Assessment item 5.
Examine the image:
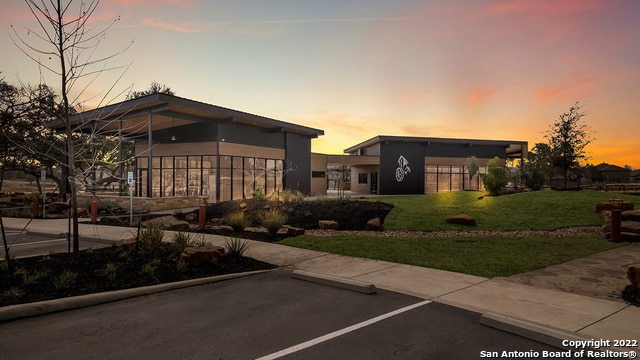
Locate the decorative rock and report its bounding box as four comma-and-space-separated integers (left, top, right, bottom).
77, 208, 89, 217
100, 215, 124, 226
284, 225, 305, 236
121, 238, 137, 250
595, 201, 634, 214
622, 210, 640, 222
366, 217, 383, 231
212, 225, 235, 234
627, 264, 640, 289
446, 214, 477, 226
47, 201, 70, 214
144, 216, 190, 232
318, 220, 339, 230
185, 213, 198, 222
210, 218, 226, 226
180, 246, 226, 266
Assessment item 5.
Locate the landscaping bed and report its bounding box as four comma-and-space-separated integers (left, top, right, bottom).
1, 243, 275, 307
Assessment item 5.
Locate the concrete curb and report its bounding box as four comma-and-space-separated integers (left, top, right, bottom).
480, 312, 589, 349
0, 269, 272, 323
291, 269, 377, 294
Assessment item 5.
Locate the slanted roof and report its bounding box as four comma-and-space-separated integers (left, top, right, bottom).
47, 93, 324, 138
594, 162, 629, 172
344, 135, 528, 158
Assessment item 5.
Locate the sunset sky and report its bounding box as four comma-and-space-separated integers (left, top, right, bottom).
2, 0, 639, 168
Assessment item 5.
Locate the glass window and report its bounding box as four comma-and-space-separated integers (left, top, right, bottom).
137, 157, 148, 168
152, 157, 161, 169
162, 157, 173, 169
175, 168, 187, 196
189, 156, 201, 169
232, 157, 244, 199
162, 169, 173, 197
175, 156, 187, 169
312, 171, 325, 178
358, 173, 367, 184
188, 168, 201, 195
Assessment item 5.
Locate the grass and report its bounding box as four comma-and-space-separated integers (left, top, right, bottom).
378, 190, 638, 231
278, 234, 623, 278
278, 190, 635, 277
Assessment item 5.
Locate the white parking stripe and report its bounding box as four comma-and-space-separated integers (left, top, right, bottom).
255, 299, 432, 360
9, 238, 67, 247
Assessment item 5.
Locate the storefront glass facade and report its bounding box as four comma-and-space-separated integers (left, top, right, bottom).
137, 155, 284, 201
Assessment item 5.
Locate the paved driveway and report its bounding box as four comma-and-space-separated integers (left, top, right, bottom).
0, 270, 572, 359
1, 227, 116, 259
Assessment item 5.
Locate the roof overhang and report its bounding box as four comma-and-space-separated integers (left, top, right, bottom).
47, 94, 324, 138
344, 135, 528, 158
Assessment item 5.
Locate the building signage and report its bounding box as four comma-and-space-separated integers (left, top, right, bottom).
395, 155, 411, 182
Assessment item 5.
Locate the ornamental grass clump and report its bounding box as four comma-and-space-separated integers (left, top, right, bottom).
224, 211, 248, 232
225, 237, 251, 257
140, 223, 165, 255
258, 209, 288, 237
171, 232, 193, 255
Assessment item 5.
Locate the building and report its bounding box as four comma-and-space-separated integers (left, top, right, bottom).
592, 163, 631, 184
51, 95, 531, 207
313, 135, 528, 195
54, 94, 324, 204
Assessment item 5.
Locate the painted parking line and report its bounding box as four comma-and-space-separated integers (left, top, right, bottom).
9, 238, 68, 247
255, 299, 432, 360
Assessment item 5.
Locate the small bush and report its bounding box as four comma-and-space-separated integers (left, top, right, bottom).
171, 232, 193, 254
22, 269, 49, 285
3, 287, 24, 300
253, 188, 266, 200
224, 211, 248, 232
258, 209, 288, 237
53, 270, 78, 290
225, 238, 251, 257
480, 157, 509, 196
103, 263, 118, 282
140, 223, 164, 254
176, 259, 188, 273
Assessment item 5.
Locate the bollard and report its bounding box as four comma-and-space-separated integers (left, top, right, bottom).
32, 195, 40, 218
611, 208, 622, 242
91, 200, 98, 223
199, 203, 206, 230
198, 196, 207, 230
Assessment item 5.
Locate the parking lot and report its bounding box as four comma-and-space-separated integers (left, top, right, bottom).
1, 227, 117, 259
0, 270, 574, 359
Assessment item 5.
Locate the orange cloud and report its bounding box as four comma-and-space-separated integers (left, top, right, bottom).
142, 18, 200, 33
534, 77, 598, 103
467, 89, 496, 106
490, 0, 606, 16
110, 0, 193, 7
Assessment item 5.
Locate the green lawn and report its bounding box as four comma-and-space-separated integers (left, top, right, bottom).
379, 190, 637, 231
278, 190, 635, 277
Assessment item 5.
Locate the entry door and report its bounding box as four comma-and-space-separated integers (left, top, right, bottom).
370, 172, 378, 194
138, 169, 147, 197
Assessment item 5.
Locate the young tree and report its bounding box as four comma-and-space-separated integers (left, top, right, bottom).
521, 143, 552, 191
11, 0, 131, 261
545, 102, 595, 189
126, 81, 175, 100
480, 157, 508, 196
464, 156, 479, 190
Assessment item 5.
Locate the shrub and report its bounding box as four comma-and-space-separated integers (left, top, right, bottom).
224, 211, 248, 232
53, 270, 78, 290
480, 157, 509, 196
140, 223, 164, 254
253, 188, 266, 200
225, 237, 251, 257
171, 232, 193, 254
2, 287, 24, 300
258, 209, 288, 237
22, 269, 49, 285
103, 263, 118, 282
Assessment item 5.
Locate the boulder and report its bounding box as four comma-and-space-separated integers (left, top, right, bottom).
184, 213, 198, 222
143, 216, 190, 232
446, 214, 477, 226
318, 220, 339, 230
595, 201, 634, 214
212, 225, 234, 235
100, 215, 124, 226
47, 201, 70, 214
627, 264, 640, 289
366, 217, 383, 231
622, 210, 640, 222
284, 225, 305, 236
121, 238, 137, 250
180, 246, 226, 266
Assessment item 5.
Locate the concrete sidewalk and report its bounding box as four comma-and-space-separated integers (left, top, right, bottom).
2, 217, 638, 345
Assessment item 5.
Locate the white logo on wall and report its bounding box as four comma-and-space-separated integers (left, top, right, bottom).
395, 155, 411, 182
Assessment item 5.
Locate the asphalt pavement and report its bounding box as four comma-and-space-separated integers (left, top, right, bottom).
0, 217, 639, 359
